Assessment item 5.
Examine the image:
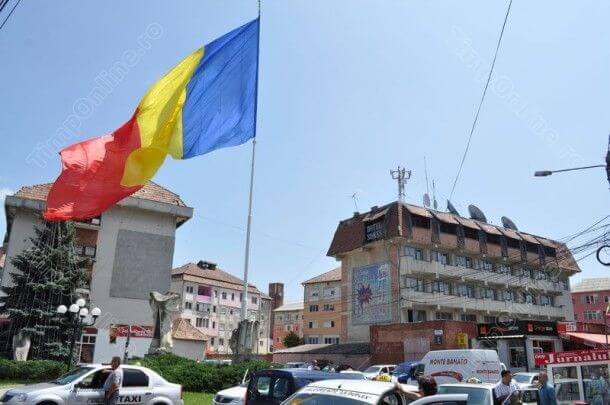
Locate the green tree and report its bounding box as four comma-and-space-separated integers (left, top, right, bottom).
283, 331, 303, 348
0, 221, 89, 360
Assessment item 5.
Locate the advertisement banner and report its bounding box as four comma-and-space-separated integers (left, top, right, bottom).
534, 349, 610, 366
110, 324, 153, 338
351, 262, 391, 325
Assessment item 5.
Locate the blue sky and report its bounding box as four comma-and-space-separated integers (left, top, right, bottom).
1, 1, 609, 302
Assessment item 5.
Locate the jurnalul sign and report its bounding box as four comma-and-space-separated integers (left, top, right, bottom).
351, 262, 391, 325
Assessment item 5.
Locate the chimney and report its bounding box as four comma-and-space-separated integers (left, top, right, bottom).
197, 260, 217, 270
268, 283, 284, 339
353, 212, 360, 218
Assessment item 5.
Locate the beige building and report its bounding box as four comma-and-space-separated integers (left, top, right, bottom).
272, 302, 303, 351
327, 201, 580, 344
170, 261, 272, 355
302, 268, 342, 345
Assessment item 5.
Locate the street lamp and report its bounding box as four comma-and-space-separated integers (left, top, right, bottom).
534, 164, 606, 177
56, 299, 101, 369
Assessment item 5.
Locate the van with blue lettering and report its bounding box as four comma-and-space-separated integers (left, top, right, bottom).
419, 349, 502, 385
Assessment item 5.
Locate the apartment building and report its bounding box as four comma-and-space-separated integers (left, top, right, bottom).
327, 201, 580, 343
571, 278, 610, 324
272, 302, 303, 351
302, 268, 342, 345
171, 261, 272, 355
1, 182, 192, 362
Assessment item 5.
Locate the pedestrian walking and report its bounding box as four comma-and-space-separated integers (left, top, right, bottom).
103, 356, 123, 405
537, 371, 557, 405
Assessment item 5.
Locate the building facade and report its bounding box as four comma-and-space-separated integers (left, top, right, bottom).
302, 268, 342, 345
327, 202, 580, 344
1, 182, 192, 362
571, 278, 610, 324
272, 302, 304, 351
170, 261, 272, 355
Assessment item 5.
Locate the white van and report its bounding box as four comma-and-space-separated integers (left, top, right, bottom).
420, 349, 502, 385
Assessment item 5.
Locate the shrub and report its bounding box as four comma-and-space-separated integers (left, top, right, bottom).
0, 359, 67, 381
131, 353, 273, 393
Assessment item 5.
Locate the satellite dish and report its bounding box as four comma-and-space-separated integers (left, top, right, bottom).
501, 216, 518, 230
423, 193, 431, 207
447, 200, 460, 216
468, 204, 487, 223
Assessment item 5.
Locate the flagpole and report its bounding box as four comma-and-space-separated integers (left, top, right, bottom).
241, 0, 261, 322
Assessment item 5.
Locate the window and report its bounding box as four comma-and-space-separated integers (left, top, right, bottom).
84, 246, 96, 257
285, 325, 292, 332
309, 289, 320, 299
252, 296, 258, 304
323, 304, 334, 311
308, 321, 314, 329
309, 305, 319, 312
484, 288, 496, 300
461, 313, 477, 322
230, 309, 234, 316
436, 312, 453, 320
212, 321, 215, 329
431, 250, 449, 265
211, 337, 215, 345
539, 295, 551, 306
214, 290, 218, 298
585, 295, 598, 304
324, 337, 340, 344
415, 310, 427, 322
219, 338, 224, 346
322, 320, 335, 328
455, 255, 473, 268
122, 369, 149, 387
231, 293, 235, 301
221, 292, 227, 300
185, 286, 194, 294
480, 261, 494, 271
584, 310, 602, 320
457, 284, 475, 298
184, 302, 192, 310
497, 264, 510, 274
196, 318, 203, 327
220, 307, 227, 315
433, 280, 450, 295
213, 306, 216, 313
504, 290, 514, 302
484, 316, 497, 324
402, 246, 424, 260
307, 337, 319, 344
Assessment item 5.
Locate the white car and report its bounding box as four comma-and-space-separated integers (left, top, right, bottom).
437, 383, 540, 405
512, 372, 539, 388
282, 379, 407, 404
362, 364, 396, 380
213, 383, 247, 405
0, 364, 183, 405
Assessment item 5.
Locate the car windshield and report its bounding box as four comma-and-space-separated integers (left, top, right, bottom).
394, 365, 409, 374
438, 386, 491, 405
284, 393, 371, 404
364, 366, 381, 373
513, 374, 533, 383
52, 367, 95, 385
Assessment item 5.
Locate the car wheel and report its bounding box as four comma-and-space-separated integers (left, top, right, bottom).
37, 402, 58, 405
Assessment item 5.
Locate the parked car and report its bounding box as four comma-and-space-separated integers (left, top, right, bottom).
0, 364, 183, 405
408, 394, 469, 405
420, 350, 503, 384
283, 362, 310, 369
436, 383, 540, 405
512, 372, 539, 388
282, 379, 410, 404
363, 364, 397, 380
245, 368, 365, 404
214, 369, 250, 405
392, 361, 424, 384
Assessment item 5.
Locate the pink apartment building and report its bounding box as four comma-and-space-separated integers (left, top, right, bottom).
571, 278, 610, 324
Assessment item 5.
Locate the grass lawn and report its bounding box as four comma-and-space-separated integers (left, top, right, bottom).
183, 391, 214, 405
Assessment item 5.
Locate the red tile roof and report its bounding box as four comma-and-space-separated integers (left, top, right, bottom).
172, 318, 208, 341
302, 267, 341, 285
172, 262, 262, 294
12, 182, 187, 207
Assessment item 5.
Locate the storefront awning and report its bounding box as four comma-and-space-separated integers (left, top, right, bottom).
563, 332, 610, 347
478, 334, 524, 340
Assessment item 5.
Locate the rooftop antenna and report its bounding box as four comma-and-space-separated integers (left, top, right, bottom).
432, 180, 438, 210
501, 216, 518, 230
351, 192, 359, 212
468, 204, 488, 223
447, 200, 460, 216
390, 166, 411, 203
423, 193, 431, 207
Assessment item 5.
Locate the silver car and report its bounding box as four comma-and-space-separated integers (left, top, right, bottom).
0, 364, 183, 405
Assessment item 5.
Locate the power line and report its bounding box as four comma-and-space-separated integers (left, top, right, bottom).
449, 0, 514, 200
0, 0, 21, 33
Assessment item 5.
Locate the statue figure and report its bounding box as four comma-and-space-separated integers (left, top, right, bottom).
12, 330, 31, 361
148, 291, 181, 354
230, 319, 260, 363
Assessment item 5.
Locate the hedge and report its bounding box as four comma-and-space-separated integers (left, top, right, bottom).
0, 359, 67, 381
131, 353, 273, 392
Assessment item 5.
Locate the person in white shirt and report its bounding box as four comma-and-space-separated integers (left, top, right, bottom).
103, 356, 123, 405
494, 370, 520, 403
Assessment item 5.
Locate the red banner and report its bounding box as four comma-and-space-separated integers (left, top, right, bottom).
110, 324, 153, 338
534, 349, 610, 366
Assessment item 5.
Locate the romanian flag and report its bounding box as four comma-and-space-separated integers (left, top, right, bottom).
44, 19, 259, 220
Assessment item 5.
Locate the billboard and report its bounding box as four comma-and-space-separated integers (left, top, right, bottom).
351, 262, 392, 325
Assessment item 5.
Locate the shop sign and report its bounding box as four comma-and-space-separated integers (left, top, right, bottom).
534, 349, 610, 366
456, 332, 468, 348
110, 324, 153, 338
364, 218, 386, 243
478, 320, 556, 337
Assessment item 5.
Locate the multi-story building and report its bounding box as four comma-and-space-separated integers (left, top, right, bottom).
1, 182, 192, 362
302, 268, 342, 345
171, 261, 272, 355
272, 302, 303, 351
327, 201, 580, 345
571, 278, 610, 324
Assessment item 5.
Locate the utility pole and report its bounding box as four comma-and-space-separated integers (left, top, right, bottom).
390, 166, 412, 203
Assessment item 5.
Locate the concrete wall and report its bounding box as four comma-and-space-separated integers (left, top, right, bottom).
1, 209, 42, 291
173, 339, 205, 361
92, 331, 152, 363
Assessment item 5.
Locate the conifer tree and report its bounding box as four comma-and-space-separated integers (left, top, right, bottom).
0, 221, 89, 360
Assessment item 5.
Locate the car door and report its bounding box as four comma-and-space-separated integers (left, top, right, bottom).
71, 368, 109, 405
119, 368, 153, 404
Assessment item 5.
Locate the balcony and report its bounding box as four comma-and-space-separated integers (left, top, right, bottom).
400, 290, 566, 318
399, 256, 566, 293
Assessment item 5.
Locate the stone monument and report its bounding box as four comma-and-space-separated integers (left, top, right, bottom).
148, 291, 181, 354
